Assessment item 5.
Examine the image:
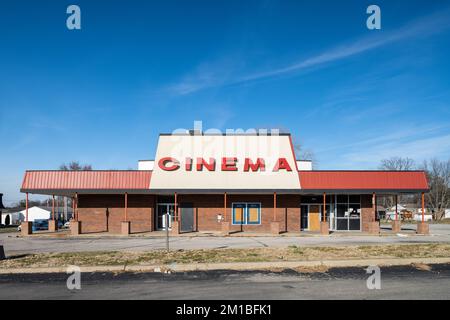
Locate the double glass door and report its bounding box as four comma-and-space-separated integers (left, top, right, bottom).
156, 203, 175, 230
335, 195, 361, 231
300, 204, 331, 231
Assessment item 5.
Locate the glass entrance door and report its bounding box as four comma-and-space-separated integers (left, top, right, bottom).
300, 203, 332, 231
156, 203, 175, 230
300, 205, 308, 230
335, 195, 361, 231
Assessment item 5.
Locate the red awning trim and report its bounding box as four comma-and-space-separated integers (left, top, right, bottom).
21, 171, 151, 191
20, 170, 428, 194
299, 170, 429, 191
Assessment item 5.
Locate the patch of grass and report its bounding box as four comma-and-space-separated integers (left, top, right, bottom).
288, 245, 304, 255
0, 227, 18, 233
431, 219, 450, 224
2, 244, 450, 269
381, 219, 450, 224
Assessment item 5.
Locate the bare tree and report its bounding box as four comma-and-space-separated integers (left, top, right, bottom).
378, 157, 416, 209
292, 142, 317, 169
59, 161, 92, 171
17, 199, 42, 208
290, 135, 317, 168
57, 161, 92, 220
254, 126, 317, 168
422, 159, 450, 220
379, 157, 416, 171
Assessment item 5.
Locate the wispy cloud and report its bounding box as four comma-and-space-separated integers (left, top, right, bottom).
166, 57, 245, 96
316, 123, 450, 169
340, 133, 450, 169
317, 123, 450, 153
165, 7, 450, 96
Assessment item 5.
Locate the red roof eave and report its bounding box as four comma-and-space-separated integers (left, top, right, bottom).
21, 170, 152, 192
299, 170, 429, 192
20, 170, 429, 194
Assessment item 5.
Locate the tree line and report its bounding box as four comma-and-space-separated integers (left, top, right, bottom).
379, 157, 450, 220
11, 161, 92, 209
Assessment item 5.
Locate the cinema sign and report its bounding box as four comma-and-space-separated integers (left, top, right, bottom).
158, 157, 293, 172
149, 134, 301, 190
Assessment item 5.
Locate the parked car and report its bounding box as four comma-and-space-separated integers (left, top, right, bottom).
32, 219, 48, 231
63, 221, 70, 228
17, 220, 66, 231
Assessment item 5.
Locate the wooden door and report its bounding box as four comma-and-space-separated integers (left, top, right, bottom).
309, 205, 320, 231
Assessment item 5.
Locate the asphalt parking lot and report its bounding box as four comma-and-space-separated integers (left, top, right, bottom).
1, 264, 450, 300
1, 224, 450, 256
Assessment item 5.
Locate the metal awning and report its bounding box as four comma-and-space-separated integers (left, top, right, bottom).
21, 170, 152, 196
20, 169, 429, 196
299, 170, 429, 193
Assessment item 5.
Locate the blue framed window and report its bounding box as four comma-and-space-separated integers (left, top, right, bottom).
232, 203, 261, 225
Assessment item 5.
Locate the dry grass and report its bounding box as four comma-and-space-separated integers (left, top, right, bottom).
432, 219, 450, 224
2, 243, 450, 269
380, 219, 450, 224
0, 227, 18, 234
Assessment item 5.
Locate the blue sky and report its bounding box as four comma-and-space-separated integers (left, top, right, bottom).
1, 0, 450, 205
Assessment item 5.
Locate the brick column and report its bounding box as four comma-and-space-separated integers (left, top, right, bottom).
368, 192, 380, 234
121, 221, 130, 235
70, 220, 81, 235
320, 192, 329, 235
271, 192, 280, 234
21, 192, 32, 236
49, 195, 58, 232
170, 221, 180, 235
21, 221, 32, 236
171, 192, 180, 235
392, 195, 401, 232
417, 192, 429, 235
221, 192, 230, 235
121, 193, 130, 235
48, 220, 58, 232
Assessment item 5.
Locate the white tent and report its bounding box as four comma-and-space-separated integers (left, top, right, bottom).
387, 204, 407, 212
2, 206, 51, 225
20, 206, 51, 222
444, 209, 450, 219
1, 211, 23, 225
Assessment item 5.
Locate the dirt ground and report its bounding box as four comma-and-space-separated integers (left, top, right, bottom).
2, 243, 450, 268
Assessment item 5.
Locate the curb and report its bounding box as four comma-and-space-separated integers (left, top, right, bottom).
15, 231, 426, 240
2, 257, 450, 274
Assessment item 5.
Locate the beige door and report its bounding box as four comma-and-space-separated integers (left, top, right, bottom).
309, 205, 320, 231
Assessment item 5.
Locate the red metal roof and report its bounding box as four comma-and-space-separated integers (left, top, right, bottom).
21, 170, 428, 193
21, 171, 151, 191
299, 171, 429, 191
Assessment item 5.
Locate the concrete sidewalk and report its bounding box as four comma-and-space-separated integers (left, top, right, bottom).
1, 257, 450, 274
1, 224, 450, 256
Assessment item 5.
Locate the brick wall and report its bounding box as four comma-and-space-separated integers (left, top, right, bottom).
361, 194, 375, 232
76, 193, 374, 234
77, 194, 155, 234
178, 194, 301, 233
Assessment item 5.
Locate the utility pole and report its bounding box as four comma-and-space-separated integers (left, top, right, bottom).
166, 213, 170, 253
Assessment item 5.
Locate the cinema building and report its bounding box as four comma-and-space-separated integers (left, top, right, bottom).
20, 131, 430, 236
